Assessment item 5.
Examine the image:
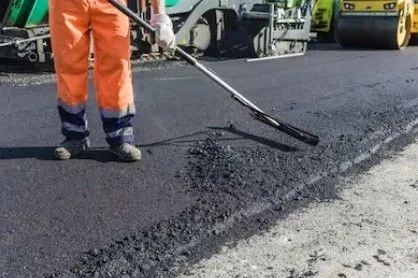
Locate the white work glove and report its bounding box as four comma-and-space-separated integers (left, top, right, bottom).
150, 14, 176, 51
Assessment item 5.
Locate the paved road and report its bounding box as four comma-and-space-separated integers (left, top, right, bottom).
0, 44, 417, 277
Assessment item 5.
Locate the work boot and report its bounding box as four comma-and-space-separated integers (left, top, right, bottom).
55, 138, 91, 160
109, 143, 142, 162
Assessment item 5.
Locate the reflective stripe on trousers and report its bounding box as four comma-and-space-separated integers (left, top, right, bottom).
58, 100, 136, 145
58, 99, 89, 140
101, 104, 136, 146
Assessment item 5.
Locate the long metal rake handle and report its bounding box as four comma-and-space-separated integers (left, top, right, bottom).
107, 0, 319, 146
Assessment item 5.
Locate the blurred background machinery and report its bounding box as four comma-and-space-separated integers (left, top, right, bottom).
0, 0, 50, 63
310, 0, 418, 49
0, 0, 314, 65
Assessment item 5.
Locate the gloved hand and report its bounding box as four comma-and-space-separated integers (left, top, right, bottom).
150, 14, 176, 51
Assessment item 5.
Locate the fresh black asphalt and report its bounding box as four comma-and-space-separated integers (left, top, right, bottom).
0, 44, 417, 277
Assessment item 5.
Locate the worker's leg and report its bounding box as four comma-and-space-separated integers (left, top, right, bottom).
90, 0, 141, 161
49, 0, 91, 159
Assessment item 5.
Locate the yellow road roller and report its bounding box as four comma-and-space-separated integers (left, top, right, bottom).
334, 0, 417, 49
412, 1, 418, 38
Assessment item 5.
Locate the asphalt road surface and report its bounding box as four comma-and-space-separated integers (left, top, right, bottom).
179, 142, 418, 278
0, 44, 417, 277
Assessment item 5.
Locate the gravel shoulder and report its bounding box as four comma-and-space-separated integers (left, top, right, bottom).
179, 141, 418, 278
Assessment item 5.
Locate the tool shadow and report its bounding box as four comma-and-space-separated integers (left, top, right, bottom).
141, 125, 298, 152
208, 126, 298, 152
0, 126, 297, 161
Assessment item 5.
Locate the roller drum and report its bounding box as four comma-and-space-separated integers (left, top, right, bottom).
335, 14, 411, 50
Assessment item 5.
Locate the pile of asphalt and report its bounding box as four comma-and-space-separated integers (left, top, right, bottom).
49, 103, 418, 277
185, 134, 313, 202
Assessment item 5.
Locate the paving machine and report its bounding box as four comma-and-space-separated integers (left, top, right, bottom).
0, 0, 314, 65
132, 0, 314, 60
237, 0, 314, 58
0, 0, 50, 63
334, 0, 418, 49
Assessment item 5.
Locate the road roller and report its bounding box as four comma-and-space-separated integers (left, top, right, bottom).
334, 0, 416, 49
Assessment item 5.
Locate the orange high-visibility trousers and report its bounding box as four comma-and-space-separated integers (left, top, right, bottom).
49, 0, 135, 146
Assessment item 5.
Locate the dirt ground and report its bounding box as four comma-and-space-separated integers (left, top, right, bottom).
179, 142, 418, 278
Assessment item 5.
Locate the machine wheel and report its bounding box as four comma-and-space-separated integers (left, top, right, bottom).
175, 16, 211, 57
189, 17, 212, 52
391, 11, 411, 50
335, 11, 411, 50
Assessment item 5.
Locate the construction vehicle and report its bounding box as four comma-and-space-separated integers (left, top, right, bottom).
310, 0, 418, 49
0, 0, 314, 65
334, 0, 418, 49
310, 0, 339, 41
0, 0, 50, 63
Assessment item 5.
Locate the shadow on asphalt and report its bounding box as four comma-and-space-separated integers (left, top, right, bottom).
307, 42, 414, 52
0, 146, 118, 162
141, 130, 217, 148
0, 59, 54, 73
0, 147, 57, 160
0, 127, 297, 161
207, 126, 298, 152
142, 126, 298, 152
